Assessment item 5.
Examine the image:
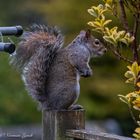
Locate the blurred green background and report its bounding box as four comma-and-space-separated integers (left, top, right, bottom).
0, 0, 137, 136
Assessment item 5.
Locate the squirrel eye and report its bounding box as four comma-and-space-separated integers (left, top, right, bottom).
94, 39, 100, 45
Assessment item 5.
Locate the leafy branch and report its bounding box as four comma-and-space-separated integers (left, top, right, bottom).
87, 0, 134, 63
88, 0, 140, 138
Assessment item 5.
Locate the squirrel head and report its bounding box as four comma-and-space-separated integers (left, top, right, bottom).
80, 30, 107, 57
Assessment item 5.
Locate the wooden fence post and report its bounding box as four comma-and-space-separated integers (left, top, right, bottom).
42, 109, 85, 140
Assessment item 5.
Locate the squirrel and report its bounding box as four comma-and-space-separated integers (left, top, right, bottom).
10, 24, 106, 110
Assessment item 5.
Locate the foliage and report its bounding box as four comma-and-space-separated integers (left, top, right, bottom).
87, 1, 134, 46
119, 62, 140, 139
0, 1, 137, 135
88, 0, 140, 138
125, 62, 140, 84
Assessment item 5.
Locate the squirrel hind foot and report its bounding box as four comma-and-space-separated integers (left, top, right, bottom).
68, 104, 84, 110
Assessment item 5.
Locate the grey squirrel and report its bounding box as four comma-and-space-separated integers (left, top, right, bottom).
10, 24, 106, 110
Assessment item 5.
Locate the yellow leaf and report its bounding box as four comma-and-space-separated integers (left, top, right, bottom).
91, 6, 99, 11
91, 5, 103, 13
133, 105, 140, 111
118, 94, 129, 104
103, 35, 116, 45
103, 19, 112, 26
91, 4, 107, 17
135, 127, 140, 134
104, 27, 111, 36
137, 82, 140, 88
103, 0, 113, 4
133, 97, 140, 108
136, 91, 140, 94
133, 133, 138, 138
130, 36, 135, 43
88, 21, 102, 29
126, 92, 134, 98
132, 62, 139, 77
127, 65, 132, 71
87, 21, 94, 26
125, 32, 131, 38
119, 38, 128, 45
124, 71, 134, 79
87, 9, 97, 17
133, 132, 140, 139
92, 29, 102, 33
124, 33, 135, 44
118, 30, 126, 37
125, 77, 135, 84
110, 27, 118, 33
105, 3, 112, 10
125, 62, 140, 85
93, 21, 102, 27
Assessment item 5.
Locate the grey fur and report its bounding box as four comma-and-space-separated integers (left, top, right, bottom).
10, 25, 106, 110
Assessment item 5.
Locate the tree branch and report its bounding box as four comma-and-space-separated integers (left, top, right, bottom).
132, 13, 139, 62
133, 14, 139, 37
108, 45, 133, 63
119, 0, 130, 32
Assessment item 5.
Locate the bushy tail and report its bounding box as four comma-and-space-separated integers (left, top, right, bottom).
10, 24, 64, 104
10, 24, 64, 71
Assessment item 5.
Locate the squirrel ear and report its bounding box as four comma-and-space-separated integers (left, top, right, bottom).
85, 29, 91, 39
80, 29, 91, 41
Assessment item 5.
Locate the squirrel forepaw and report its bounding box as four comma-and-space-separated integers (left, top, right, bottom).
80, 69, 93, 77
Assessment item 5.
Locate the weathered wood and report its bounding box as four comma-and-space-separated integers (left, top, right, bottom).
42, 109, 85, 140
66, 129, 135, 140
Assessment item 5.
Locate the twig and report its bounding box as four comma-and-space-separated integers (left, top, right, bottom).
128, 103, 138, 125
119, 0, 130, 32
133, 14, 139, 37
132, 13, 139, 62
108, 45, 133, 63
